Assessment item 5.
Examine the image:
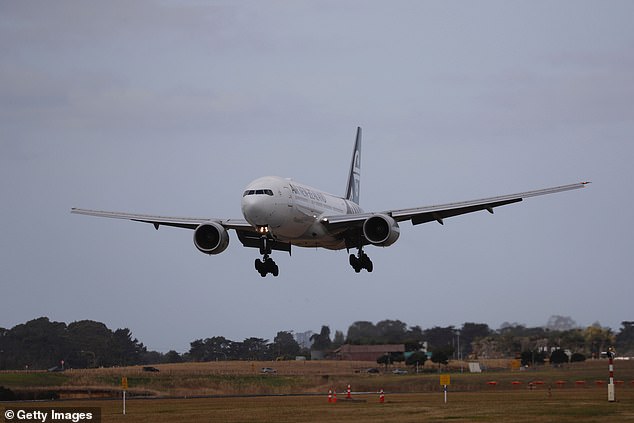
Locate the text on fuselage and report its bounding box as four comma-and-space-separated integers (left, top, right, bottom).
289, 183, 327, 204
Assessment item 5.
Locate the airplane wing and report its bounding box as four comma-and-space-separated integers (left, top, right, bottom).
323, 182, 590, 227
71, 208, 293, 253
70, 208, 253, 231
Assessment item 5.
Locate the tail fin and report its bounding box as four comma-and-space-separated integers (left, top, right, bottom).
345, 127, 362, 204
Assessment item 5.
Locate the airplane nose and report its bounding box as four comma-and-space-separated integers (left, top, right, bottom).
242, 192, 287, 229
242, 195, 272, 227
241, 196, 259, 223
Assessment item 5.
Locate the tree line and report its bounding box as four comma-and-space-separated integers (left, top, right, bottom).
0, 317, 147, 370
1, 316, 633, 370
337, 318, 634, 364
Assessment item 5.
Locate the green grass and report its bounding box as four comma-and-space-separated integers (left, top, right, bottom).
0, 372, 68, 387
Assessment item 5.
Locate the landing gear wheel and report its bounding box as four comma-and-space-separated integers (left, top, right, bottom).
349, 250, 373, 273
349, 254, 362, 273
365, 258, 373, 273
255, 255, 279, 277
255, 258, 267, 277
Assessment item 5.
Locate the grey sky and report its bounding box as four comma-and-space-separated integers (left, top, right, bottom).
1, 1, 632, 352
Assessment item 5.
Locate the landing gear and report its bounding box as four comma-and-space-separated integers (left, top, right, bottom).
349, 249, 373, 273
255, 255, 279, 277
255, 235, 279, 277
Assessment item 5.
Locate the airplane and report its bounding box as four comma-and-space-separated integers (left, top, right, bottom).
72, 127, 589, 277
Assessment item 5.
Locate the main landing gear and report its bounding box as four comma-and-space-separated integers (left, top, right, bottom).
349, 248, 373, 273
255, 255, 279, 277
255, 235, 279, 277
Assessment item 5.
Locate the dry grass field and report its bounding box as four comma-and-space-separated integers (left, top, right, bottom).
3, 359, 634, 421
4, 390, 634, 422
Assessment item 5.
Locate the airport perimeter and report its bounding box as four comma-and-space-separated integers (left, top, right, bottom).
2, 359, 634, 422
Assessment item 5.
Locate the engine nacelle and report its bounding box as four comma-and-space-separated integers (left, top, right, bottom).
193, 222, 229, 255
363, 214, 400, 247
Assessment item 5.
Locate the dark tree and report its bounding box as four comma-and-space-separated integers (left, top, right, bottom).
520, 350, 546, 366
550, 349, 569, 366
376, 320, 408, 344
239, 338, 271, 361
460, 323, 491, 355
163, 350, 183, 363
430, 348, 451, 368
377, 353, 391, 368
310, 326, 332, 351
332, 331, 345, 348
570, 352, 586, 363
110, 328, 146, 366
616, 321, 634, 354
189, 339, 207, 362
556, 329, 586, 352
404, 326, 425, 351
67, 320, 112, 367
5, 317, 68, 369
204, 336, 233, 361
423, 326, 455, 350
405, 351, 427, 367
0, 386, 17, 401
377, 352, 404, 369
271, 331, 300, 359
0, 317, 147, 370
346, 321, 378, 345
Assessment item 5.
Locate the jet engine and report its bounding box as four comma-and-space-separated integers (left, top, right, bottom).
193, 222, 229, 255
363, 214, 400, 246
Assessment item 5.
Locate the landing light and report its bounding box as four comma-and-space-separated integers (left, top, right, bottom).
257, 226, 269, 234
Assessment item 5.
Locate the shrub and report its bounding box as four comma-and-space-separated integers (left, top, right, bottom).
0, 386, 16, 401
550, 349, 569, 366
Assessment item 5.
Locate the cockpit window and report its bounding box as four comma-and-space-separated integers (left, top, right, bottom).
243, 189, 274, 197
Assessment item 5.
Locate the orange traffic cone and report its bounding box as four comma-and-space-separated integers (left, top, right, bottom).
333, 389, 337, 404
347, 384, 351, 399
379, 389, 385, 403
328, 389, 332, 403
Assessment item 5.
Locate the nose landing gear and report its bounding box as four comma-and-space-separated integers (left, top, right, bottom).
255, 255, 279, 277
255, 234, 279, 277
349, 249, 373, 273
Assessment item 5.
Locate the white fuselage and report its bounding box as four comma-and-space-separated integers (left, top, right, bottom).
241, 176, 362, 250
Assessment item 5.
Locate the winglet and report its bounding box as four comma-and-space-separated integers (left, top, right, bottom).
345, 127, 362, 205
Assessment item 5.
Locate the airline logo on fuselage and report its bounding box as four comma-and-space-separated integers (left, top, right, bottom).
289, 183, 327, 204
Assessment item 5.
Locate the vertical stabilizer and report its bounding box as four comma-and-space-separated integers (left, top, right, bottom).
345, 127, 362, 204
